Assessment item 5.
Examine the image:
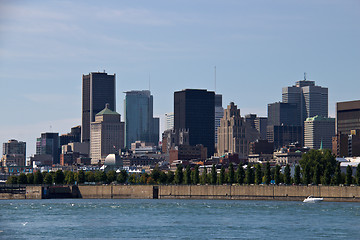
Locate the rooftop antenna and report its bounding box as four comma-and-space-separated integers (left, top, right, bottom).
214, 66, 217, 92
304, 72, 307, 80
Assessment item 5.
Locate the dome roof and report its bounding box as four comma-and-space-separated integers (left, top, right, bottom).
104, 154, 121, 166
96, 103, 120, 116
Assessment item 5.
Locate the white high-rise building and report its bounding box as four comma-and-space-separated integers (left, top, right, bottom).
215, 94, 224, 145
304, 115, 335, 150
165, 113, 174, 130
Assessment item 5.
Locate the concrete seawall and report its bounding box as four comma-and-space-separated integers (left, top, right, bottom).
2, 185, 360, 202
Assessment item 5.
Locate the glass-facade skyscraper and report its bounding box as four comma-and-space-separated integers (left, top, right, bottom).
82, 72, 116, 143
124, 90, 159, 148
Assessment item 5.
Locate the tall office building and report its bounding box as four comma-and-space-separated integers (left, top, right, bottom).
90, 104, 124, 164
304, 115, 335, 150
165, 113, 174, 130
82, 72, 116, 143
174, 89, 215, 157
36, 132, 60, 164
1, 139, 26, 166
267, 102, 303, 149
215, 94, 224, 146
282, 78, 328, 125
124, 90, 159, 148
217, 102, 248, 158
254, 117, 268, 140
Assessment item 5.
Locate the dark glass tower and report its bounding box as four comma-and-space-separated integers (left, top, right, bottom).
174, 89, 215, 157
82, 72, 116, 143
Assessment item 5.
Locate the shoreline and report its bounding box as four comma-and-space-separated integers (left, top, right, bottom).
1, 184, 360, 202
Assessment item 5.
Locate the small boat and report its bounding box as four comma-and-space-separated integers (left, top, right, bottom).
303, 195, 323, 203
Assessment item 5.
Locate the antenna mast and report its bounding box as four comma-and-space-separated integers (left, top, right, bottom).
304, 72, 307, 81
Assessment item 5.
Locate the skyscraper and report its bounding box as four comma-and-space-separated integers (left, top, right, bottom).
304, 115, 335, 150
215, 94, 224, 146
165, 113, 174, 130
1, 139, 26, 166
282, 78, 328, 125
90, 104, 124, 164
124, 90, 159, 148
82, 72, 116, 143
174, 89, 215, 157
36, 132, 60, 164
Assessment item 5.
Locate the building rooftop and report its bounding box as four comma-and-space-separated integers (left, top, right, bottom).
96, 104, 119, 116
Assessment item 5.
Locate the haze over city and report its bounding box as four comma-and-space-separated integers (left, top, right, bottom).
0, 0, 359, 156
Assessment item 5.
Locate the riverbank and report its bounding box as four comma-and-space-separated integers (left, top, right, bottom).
1, 184, 360, 202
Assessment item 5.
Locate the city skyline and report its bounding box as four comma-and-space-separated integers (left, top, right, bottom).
1, 0, 359, 156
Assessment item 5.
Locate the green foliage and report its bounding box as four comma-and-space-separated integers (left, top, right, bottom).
140, 173, 149, 184
211, 164, 217, 185
236, 164, 245, 184
7, 175, 18, 184
332, 163, 342, 185
65, 171, 75, 185
313, 164, 321, 185
219, 166, 225, 185
201, 167, 208, 185
274, 165, 281, 185
17, 173, 27, 184
106, 170, 117, 183
151, 165, 161, 183
245, 166, 254, 184
356, 164, 360, 185
264, 161, 271, 185
167, 171, 175, 184
34, 171, 43, 184
174, 165, 183, 184
77, 170, 85, 184
44, 172, 54, 184
94, 171, 107, 183
117, 170, 128, 184
27, 173, 34, 184
159, 171, 167, 184
346, 165, 353, 185
184, 165, 191, 185
303, 164, 311, 185
85, 171, 95, 182
284, 165, 291, 185
294, 165, 301, 185
54, 170, 65, 184
228, 163, 235, 184
192, 165, 200, 185
128, 173, 137, 184
255, 164, 262, 185
322, 168, 331, 185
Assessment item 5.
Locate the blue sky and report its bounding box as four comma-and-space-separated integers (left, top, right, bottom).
1, 0, 359, 156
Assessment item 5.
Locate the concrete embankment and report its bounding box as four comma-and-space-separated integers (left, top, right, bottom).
2, 185, 360, 202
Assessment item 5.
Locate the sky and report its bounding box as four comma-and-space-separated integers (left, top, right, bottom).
0, 0, 359, 157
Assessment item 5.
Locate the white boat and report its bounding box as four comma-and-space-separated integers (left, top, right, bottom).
303, 195, 323, 203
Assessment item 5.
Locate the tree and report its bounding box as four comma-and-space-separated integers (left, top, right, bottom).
27, 173, 34, 184
236, 164, 245, 184
284, 164, 291, 185
167, 171, 175, 184
140, 173, 149, 184
77, 170, 85, 184
192, 165, 200, 185
94, 171, 107, 183
17, 173, 27, 184
322, 168, 331, 185
128, 173, 137, 184
151, 165, 161, 183
201, 167, 208, 185
65, 171, 75, 185
356, 163, 360, 185
346, 165, 353, 185
294, 165, 301, 185
184, 165, 191, 185
264, 161, 271, 185
117, 170, 128, 184
313, 164, 321, 185
228, 163, 235, 184
255, 164, 262, 185
245, 166, 254, 184
274, 165, 281, 185
85, 171, 95, 182
147, 177, 155, 184
219, 166, 225, 185
106, 170, 117, 183
34, 171, 43, 184
44, 173, 53, 184
7, 175, 18, 184
303, 164, 311, 185
54, 170, 65, 184
159, 171, 168, 184
332, 163, 342, 185
174, 165, 183, 184
211, 164, 217, 185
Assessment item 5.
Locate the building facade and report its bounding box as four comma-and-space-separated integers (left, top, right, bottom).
36, 132, 60, 164
2, 139, 26, 167
174, 89, 215, 157
304, 115, 335, 150
90, 104, 124, 164
82, 72, 116, 143
215, 94, 224, 146
165, 113, 174, 131
217, 102, 248, 158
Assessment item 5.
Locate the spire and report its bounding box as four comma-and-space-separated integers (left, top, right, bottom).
319, 139, 323, 150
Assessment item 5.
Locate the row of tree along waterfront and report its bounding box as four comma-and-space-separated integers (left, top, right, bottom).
6, 150, 360, 186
